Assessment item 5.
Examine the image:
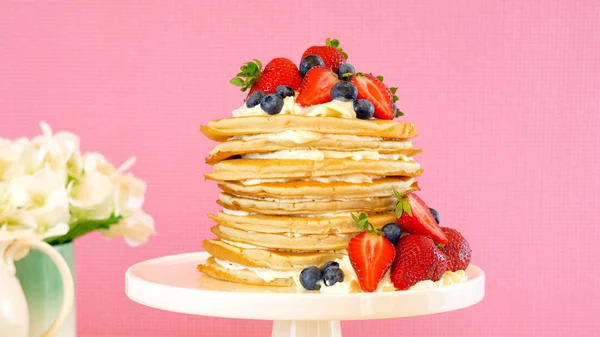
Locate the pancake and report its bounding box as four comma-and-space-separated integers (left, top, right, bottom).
202, 239, 345, 270
205, 158, 422, 181
218, 177, 418, 199
207, 138, 422, 164
217, 193, 397, 215
209, 211, 397, 234
198, 257, 294, 287
212, 225, 352, 251
201, 115, 418, 142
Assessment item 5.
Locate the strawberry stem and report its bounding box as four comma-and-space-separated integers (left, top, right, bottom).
230, 59, 262, 93
325, 37, 348, 59
351, 212, 383, 235
393, 189, 412, 218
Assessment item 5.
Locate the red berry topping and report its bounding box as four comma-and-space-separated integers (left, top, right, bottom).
295, 67, 340, 107
394, 191, 448, 244
349, 73, 395, 119
301, 38, 347, 73
439, 227, 472, 271
230, 58, 302, 96
348, 213, 396, 293
391, 234, 448, 290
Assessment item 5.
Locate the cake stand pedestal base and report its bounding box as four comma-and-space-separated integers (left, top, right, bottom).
271, 320, 341, 337
125, 252, 485, 337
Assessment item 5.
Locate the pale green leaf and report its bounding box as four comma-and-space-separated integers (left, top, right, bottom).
230, 77, 244, 86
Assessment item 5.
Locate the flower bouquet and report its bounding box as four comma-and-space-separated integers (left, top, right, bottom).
0, 121, 155, 246
0, 122, 155, 337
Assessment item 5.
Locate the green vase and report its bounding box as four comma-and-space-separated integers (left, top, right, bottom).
15, 242, 76, 337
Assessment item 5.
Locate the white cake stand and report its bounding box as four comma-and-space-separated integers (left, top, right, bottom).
125, 252, 485, 337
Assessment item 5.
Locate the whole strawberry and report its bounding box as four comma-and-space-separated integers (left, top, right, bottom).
439, 227, 472, 271
230, 58, 302, 96
391, 234, 448, 290
301, 38, 347, 73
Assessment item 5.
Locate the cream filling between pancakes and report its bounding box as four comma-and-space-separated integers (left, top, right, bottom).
222, 208, 357, 218
241, 149, 413, 161
240, 174, 384, 185
229, 130, 412, 145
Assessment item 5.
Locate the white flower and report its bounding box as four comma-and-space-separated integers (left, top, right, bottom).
114, 173, 147, 216
0, 137, 45, 181
80, 152, 117, 176
0, 167, 70, 238
100, 209, 155, 247
1, 121, 154, 247
0, 227, 39, 261
69, 171, 115, 220
31, 121, 81, 173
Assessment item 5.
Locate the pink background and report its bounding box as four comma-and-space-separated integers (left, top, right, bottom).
1, 0, 599, 336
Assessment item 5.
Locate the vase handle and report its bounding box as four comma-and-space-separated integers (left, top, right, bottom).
6, 239, 74, 337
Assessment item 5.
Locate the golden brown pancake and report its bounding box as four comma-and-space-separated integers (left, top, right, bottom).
212, 225, 352, 251
209, 211, 396, 234
198, 257, 294, 287
217, 177, 418, 199
217, 193, 397, 215
205, 158, 422, 181
201, 115, 418, 142
207, 138, 421, 164
202, 239, 345, 270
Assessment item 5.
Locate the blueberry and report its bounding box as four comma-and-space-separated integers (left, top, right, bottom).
337, 63, 355, 80
322, 266, 344, 287
382, 223, 402, 246
429, 208, 440, 224
300, 55, 325, 77
353, 99, 374, 119
275, 85, 295, 98
299, 266, 323, 290
246, 91, 265, 108
321, 261, 339, 272
330, 82, 358, 101
260, 94, 284, 115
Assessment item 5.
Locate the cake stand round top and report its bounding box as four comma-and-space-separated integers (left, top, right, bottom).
125, 252, 485, 321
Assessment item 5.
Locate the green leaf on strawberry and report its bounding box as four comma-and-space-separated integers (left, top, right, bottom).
230, 59, 263, 92
393, 189, 413, 218
325, 37, 348, 59
351, 212, 383, 235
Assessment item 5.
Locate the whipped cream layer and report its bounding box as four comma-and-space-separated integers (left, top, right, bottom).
222, 208, 358, 218
241, 149, 412, 161
214, 258, 296, 282
232, 96, 356, 119
230, 130, 412, 145
225, 193, 390, 203
213, 255, 467, 293
240, 174, 384, 185
219, 239, 348, 254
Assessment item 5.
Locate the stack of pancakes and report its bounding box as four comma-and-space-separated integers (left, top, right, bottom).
198, 115, 422, 287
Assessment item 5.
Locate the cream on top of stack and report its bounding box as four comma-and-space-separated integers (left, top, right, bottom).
198, 114, 422, 287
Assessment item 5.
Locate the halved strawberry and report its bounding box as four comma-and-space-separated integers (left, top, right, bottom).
391, 234, 448, 290
296, 67, 340, 107
301, 38, 347, 73
394, 191, 448, 244
230, 58, 302, 96
348, 213, 396, 292
349, 73, 395, 119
